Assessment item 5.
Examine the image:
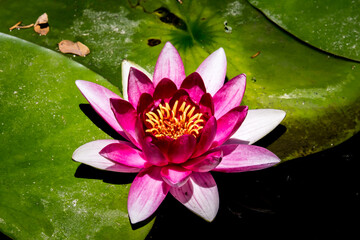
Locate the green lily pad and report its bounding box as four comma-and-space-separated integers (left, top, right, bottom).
1, 0, 359, 160
247, 0, 360, 61
0, 33, 153, 239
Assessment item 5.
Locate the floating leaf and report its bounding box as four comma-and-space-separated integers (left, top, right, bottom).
34, 13, 49, 35
0, 33, 153, 239
58, 40, 90, 57
247, 0, 360, 61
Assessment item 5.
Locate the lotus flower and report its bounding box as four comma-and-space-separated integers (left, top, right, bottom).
72, 42, 286, 223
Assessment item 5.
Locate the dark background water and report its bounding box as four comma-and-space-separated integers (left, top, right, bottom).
146, 132, 360, 240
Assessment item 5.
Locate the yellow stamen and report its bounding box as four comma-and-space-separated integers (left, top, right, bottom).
144, 100, 206, 139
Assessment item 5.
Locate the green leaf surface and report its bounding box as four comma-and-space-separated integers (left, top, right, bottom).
0, 33, 153, 239
1, 1, 359, 161
247, 0, 360, 61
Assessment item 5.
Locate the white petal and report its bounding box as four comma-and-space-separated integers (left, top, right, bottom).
231, 109, 286, 145
72, 140, 141, 173
121, 60, 153, 101
170, 172, 219, 222
196, 48, 227, 96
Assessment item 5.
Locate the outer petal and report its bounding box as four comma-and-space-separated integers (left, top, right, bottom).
99, 142, 148, 168
75, 80, 125, 137
213, 74, 246, 119
180, 72, 206, 104
192, 116, 217, 158
160, 165, 192, 188
128, 67, 155, 109
110, 98, 140, 148
128, 167, 170, 224
231, 109, 286, 145
72, 140, 141, 173
167, 134, 197, 164
212, 144, 280, 173
153, 42, 186, 88
122, 60, 153, 101
212, 106, 248, 148
170, 172, 219, 222
196, 48, 227, 95
182, 149, 223, 172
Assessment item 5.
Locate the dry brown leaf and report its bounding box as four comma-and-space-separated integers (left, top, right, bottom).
58, 40, 90, 57
34, 13, 49, 35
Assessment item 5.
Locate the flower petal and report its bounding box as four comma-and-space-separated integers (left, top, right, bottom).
141, 138, 169, 166
153, 78, 178, 102
72, 140, 141, 173
199, 93, 214, 119
231, 109, 286, 145
213, 74, 246, 119
128, 67, 155, 109
99, 142, 148, 168
180, 72, 206, 104
128, 167, 170, 224
196, 48, 227, 96
192, 116, 217, 158
122, 60, 153, 101
110, 98, 141, 148
213, 144, 280, 173
182, 149, 223, 172
160, 165, 192, 188
167, 134, 197, 164
170, 172, 219, 222
212, 106, 248, 148
153, 42, 186, 88
75, 80, 126, 138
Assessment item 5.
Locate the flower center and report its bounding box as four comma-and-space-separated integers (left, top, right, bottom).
145, 100, 204, 139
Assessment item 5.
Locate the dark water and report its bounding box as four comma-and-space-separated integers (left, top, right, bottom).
146, 132, 360, 240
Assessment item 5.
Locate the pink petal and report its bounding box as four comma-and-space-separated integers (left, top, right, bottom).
128, 67, 155, 109
75, 80, 126, 138
141, 138, 169, 166
196, 48, 227, 96
213, 144, 280, 173
167, 135, 197, 164
153, 42, 186, 88
160, 165, 192, 188
231, 109, 286, 144
128, 167, 170, 224
213, 74, 246, 119
182, 149, 223, 172
136, 93, 154, 114
121, 60, 153, 101
192, 116, 217, 158
180, 72, 206, 104
110, 98, 141, 148
99, 142, 148, 168
212, 106, 248, 148
170, 172, 219, 222
153, 78, 178, 102
72, 140, 141, 173
199, 93, 214, 119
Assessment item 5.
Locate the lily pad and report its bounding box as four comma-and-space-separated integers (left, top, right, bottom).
1, 0, 360, 160
0, 33, 153, 239
247, 0, 360, 61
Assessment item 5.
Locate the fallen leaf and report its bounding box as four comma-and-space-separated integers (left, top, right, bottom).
58, 40, 90, 57
34, 13, 49, 35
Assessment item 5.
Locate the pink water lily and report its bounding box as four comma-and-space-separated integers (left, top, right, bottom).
72, 42, 286, 223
